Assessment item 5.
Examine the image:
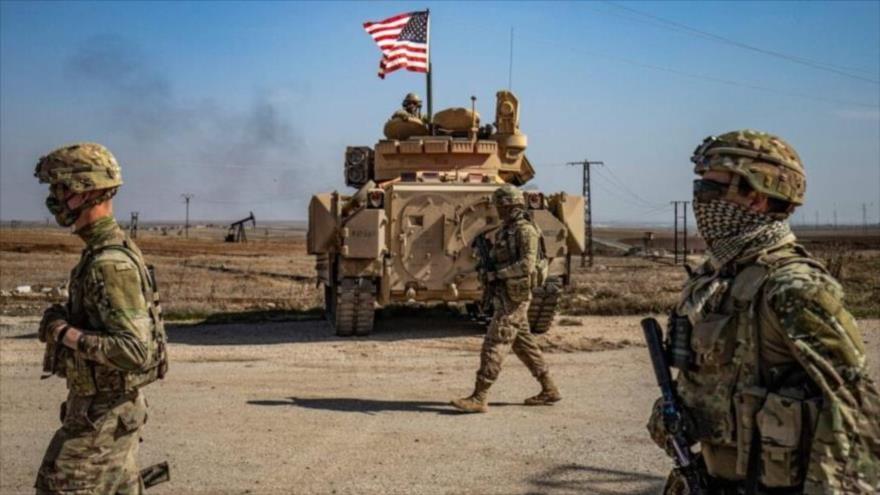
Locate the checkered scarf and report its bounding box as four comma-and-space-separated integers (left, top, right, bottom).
693, 198, 795, 270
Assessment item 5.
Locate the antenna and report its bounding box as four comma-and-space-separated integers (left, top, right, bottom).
508, 27, 514, 90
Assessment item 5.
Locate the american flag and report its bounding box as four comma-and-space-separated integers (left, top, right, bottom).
363, 11, 429, 79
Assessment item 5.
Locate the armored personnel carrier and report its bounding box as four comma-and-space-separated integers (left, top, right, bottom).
307, 91, 584, 336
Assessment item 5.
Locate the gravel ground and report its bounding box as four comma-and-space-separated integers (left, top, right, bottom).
2, 315, 878, 495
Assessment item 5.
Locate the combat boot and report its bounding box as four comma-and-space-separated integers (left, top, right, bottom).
451, 378, 491, 413
524, 373, 562, 406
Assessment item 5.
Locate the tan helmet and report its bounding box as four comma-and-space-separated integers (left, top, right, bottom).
402, 92, 422, 107
691, 130, 805, 206
35, 143, 123, 227
35, 142, 123, 193
493, 184, 526, 208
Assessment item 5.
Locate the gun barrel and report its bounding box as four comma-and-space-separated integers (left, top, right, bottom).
641, 318, 675, 397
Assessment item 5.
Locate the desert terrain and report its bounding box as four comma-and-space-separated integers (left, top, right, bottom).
1, 225, 878, 494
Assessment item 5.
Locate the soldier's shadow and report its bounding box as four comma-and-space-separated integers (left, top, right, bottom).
247, 396, 520, 416
525, 463, 665, 495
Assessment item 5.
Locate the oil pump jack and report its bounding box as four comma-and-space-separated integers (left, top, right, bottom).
225, 212, 255, 243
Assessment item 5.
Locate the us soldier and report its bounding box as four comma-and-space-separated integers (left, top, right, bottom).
647, 130, 880, 493
34, 143, 169, 494
391, 92, 423, 120
451, 184, 561, 413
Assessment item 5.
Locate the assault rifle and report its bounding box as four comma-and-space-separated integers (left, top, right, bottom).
641, 317, 707, 494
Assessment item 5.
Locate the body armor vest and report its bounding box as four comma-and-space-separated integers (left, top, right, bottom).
672, 245, 826, 487
65, 236, 168, 395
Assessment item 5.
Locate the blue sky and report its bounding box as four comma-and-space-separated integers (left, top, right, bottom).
2, 1, 878, 225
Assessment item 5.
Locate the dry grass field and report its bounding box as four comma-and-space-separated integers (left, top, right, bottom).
1, 225, 877, 321
0, 225, 322, 321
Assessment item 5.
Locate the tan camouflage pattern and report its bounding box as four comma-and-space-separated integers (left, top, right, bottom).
67, 217, 156, 376
761, 256, 880, 493
493, 209, 538, 280
36, 393, 146, 494
476, 209, 547, 384
649, 243, 880, 493
492, 184, 526, 208
34, 143, 123, 193
692, 129, 806, 206
37, 216, 160, 493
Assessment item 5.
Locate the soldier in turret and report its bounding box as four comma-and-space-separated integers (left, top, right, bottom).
33, 143, 169, 494
391, 92, 424, 120
647, 130, 880, 493
451, 184, 561, 413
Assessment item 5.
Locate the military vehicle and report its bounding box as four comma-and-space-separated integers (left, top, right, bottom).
307, 90, 585, 336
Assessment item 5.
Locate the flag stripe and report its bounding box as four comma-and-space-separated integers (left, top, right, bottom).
365, 19, 410, 34
383, 53, 427, 64
363, 12, 410, 29
364, 11, 429, 79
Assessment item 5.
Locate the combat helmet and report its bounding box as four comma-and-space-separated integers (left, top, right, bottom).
35, 143, 123, 226
402, 92, 422, 107
35, 142, 123, 193
691, 130, 805, 206
493, 184, 526, 208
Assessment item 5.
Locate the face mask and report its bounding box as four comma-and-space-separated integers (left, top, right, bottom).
45, 195, 79, 227
693, 197, 796, 267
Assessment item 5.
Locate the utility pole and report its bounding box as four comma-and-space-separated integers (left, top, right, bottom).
129, 211, 139, 239
567, 159, 604, 268
815, 211, 819, 230
181, 193, 194, 239
671, 201, 690, 265
833, 208, 838, 230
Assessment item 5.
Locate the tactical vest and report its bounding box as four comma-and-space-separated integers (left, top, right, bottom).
672, 245, 826, 488
65, 235, 168, 396
492, 215, 548, 287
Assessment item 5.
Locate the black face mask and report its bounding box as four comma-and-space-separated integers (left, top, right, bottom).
45, 194, 80, 227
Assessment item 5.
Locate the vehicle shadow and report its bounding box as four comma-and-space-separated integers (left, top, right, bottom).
167, 307, 485, 346
247, 396, 520, 416
525, 464, 665, 495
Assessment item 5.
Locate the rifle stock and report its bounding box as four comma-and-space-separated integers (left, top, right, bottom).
141, 461, 170, 489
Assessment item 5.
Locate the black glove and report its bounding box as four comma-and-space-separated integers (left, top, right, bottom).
39, 304, 68, 343
646, 396, 698, 456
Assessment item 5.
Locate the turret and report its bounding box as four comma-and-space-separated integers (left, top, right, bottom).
343, 90, 535, 189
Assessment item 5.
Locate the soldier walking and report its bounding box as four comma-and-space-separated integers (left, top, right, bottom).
34, 143, 169, 494
451, 184, 561, 413
647, 130, 880, 493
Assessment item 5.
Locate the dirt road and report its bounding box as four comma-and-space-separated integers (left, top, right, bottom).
2, 315, 878, 495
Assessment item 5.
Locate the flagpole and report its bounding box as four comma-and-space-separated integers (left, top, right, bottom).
425, 9, 432, 126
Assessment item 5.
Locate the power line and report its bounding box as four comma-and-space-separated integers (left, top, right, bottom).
197, 195, 302, 205
524, 35, 879, 109
592, 171, 663, 210
594, 166, 666, 209
601, 1, 880, 84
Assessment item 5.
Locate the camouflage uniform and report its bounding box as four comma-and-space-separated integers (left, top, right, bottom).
34, 144, 168, 494
451, 185, 560, 413
391, 92, 425, 121
647, 131, 880, 494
